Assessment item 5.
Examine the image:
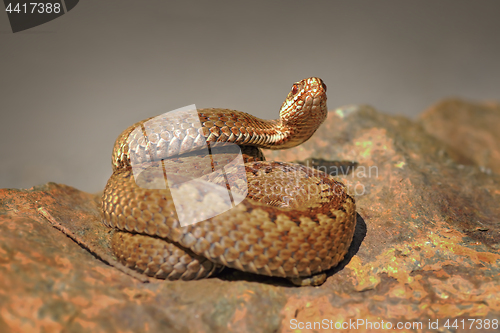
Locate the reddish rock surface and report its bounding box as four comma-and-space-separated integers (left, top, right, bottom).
1, 101, 499, 332
419, 99, 500, 174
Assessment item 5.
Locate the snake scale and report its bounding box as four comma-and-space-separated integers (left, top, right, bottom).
101, 77, 356, 286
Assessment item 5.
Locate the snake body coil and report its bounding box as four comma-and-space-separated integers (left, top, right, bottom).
102, 78, 356, 285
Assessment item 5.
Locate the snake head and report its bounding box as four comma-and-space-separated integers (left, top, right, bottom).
278, 77, 328, 147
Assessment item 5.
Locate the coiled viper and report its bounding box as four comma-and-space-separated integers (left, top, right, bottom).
101, 77, 356, 286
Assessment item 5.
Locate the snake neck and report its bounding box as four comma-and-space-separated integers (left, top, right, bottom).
210, 77, 327, 150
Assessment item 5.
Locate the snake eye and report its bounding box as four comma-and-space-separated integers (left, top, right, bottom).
291, 84, 299, 95
321, 82, 327, 92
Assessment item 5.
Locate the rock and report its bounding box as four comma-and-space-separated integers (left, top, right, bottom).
419, 99, 500, 174
1, 103, 499, 332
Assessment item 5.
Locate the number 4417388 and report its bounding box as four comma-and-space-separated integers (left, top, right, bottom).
5, 2, 62, 14
444, 318, 498, 330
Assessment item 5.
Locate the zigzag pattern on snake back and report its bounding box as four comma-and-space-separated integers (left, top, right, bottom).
101, 77, 356, 286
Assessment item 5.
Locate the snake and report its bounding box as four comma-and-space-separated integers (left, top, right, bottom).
101, 77, 356, 286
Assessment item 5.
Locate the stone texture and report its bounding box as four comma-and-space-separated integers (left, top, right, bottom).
1, 101, 499, 332
419, 99, 500, 174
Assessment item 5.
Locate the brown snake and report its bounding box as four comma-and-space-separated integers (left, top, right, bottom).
101, 77, 356, 286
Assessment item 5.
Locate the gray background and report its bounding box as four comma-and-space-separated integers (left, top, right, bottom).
1, 1, 499, 192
